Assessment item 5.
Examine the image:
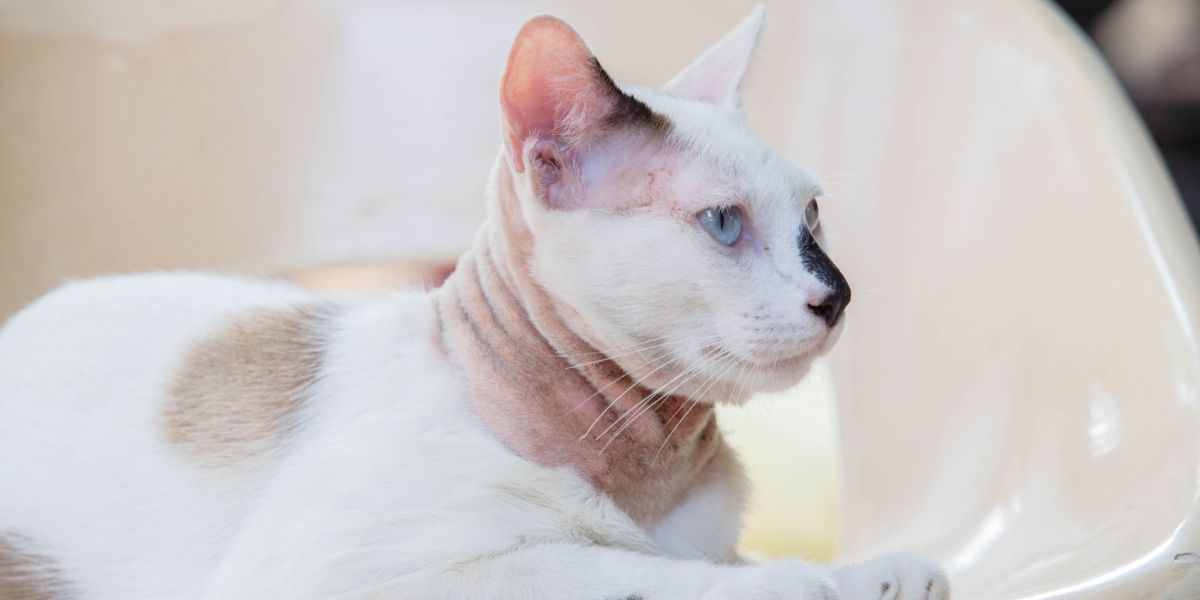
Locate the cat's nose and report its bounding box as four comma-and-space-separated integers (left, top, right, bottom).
808, 285, 851, 327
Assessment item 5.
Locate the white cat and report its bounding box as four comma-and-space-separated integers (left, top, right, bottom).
0, 8, 948, 600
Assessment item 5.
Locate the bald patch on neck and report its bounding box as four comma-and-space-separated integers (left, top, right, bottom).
164, 304, 333, 467
0, 533, 71, 600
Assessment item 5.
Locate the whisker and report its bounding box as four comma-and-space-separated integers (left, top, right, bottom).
651, 356, 743, 462
568, 343, 687, 410
558, 327, 708, 363
576, 349, 689, 441
566, 335, 690, 370
616, 351, 740, 455
591, 347, 718, 443
593, 348, 727, 450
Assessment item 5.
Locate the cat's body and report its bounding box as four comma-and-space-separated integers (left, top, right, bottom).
0, 9, 949, 599
0, 270, 733, 598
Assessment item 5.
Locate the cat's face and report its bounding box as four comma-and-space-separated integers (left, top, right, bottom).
501, 9, 850, 403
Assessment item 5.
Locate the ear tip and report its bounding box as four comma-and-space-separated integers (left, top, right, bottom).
516, 14, 579, 42
509, 15, 591, 66
747, 4, 767, 33
660, 6, 767, 107
521, 14, 566, 29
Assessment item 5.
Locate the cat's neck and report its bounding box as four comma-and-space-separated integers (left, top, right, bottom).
431, 160, 719, 525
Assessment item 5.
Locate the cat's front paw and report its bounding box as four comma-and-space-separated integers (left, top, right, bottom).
704, 560, 839, 600
830, 553, 948, 600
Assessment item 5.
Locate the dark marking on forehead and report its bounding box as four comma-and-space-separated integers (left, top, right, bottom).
798, 227, 851, 296
591, 58, 670, 134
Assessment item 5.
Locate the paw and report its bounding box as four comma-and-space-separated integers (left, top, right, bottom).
830, 553, 949, 600
704, 560, 839, 600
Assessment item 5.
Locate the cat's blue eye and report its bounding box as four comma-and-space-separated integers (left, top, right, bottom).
805, 198, 820, 231
697, 206, 743, 246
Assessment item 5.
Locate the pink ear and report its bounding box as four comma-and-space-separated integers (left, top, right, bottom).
500, 16, 640, 173
663, 5, 765, 110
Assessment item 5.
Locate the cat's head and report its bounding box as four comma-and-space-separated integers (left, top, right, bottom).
497, 7, 850, 403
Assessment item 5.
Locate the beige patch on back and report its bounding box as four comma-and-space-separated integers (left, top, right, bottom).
164, 304, 332, 467
0, 534, 70, 600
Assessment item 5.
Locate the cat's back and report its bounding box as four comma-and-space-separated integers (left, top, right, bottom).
0, 272, 331, 412
0, 272, 368, 598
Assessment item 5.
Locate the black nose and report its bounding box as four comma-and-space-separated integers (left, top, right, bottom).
798, 227, 852, 327
808, 286, 850, 327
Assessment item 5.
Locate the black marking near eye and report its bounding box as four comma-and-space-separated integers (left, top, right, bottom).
797, 227, 850, 298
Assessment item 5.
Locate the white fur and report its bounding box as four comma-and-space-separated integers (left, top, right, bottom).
0, 276, 945, 599
0, 8, 948, 599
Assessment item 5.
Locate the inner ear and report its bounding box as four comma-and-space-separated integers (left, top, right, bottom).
531, 140, 563, 171
530, 139, 565, 190
499, 16, 664, 179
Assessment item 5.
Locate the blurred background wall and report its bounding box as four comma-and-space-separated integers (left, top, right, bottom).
1057, 0, 1200, 219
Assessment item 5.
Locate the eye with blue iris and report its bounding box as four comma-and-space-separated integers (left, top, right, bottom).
805, 198, 820, 232
697, 206, 743, 246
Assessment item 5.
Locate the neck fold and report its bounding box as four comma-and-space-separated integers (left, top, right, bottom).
431, 161, 719, 525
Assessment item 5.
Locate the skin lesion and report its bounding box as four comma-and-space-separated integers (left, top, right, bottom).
161, 303, 335, 468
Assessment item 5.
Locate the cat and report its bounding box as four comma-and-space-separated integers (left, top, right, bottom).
0, 7, 949, 600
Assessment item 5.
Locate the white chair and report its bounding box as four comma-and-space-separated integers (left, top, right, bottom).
806, 1, 1200, 597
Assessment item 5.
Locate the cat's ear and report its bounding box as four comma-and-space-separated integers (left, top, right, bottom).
500, 16, 645, 174
663, 5, 765, 111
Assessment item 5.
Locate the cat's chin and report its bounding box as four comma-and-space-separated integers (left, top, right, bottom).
749, 353, 818, 393
741, 320, 846, 394
737, 327, 846, 397
689, 352, 818, 406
